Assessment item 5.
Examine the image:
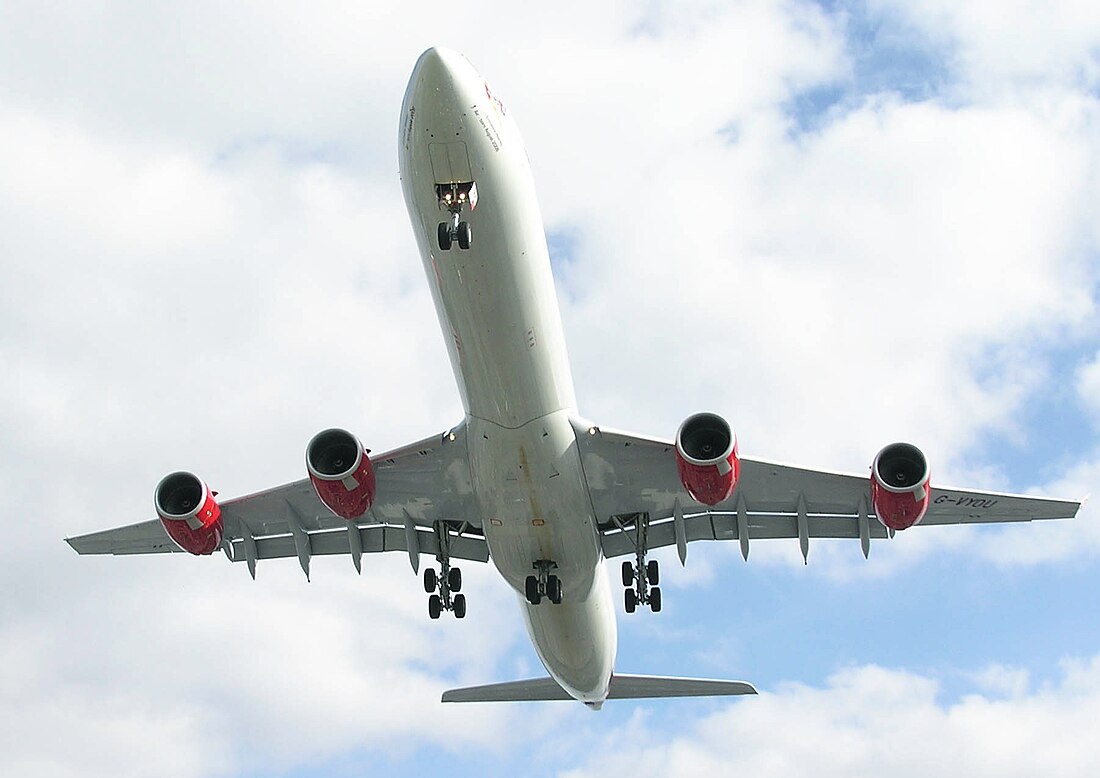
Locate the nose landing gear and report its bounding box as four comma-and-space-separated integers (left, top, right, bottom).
436, 182, 476, 251
525, 559, 562, 605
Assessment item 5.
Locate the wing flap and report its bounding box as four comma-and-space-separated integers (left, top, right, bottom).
599, 511, 890, 558
227, 524, 489, 564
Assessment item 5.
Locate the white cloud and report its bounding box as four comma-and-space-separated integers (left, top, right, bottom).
869, 0, 1100, 95
1, 1, 1098, 775
561, 659, 1100, 777
972, 455, 1099, 566
971, 663, 1030, 699
1078, 351, 1100, 421
564, 89, 1099, 485
0, 555, 529, 777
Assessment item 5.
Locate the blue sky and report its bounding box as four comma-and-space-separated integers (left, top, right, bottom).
2, 1, 1099, 776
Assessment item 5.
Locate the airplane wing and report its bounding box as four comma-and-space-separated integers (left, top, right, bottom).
65, 424, 488, 578
572, 421, 1082, 562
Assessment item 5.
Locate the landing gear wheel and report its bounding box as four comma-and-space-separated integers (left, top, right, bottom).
428, 594, 442, 619
525, 575, 541, 605
621, 561, 634, 587
437, 222, 453, 251
546, 575, 563, 605
448, 567, 462, 593
423, 568, 437, 594
624, 587, 637, 614
647, 559, 660, 586
456, 221, 472, 250
650, 586, 662, 613
453, 593, 467, 619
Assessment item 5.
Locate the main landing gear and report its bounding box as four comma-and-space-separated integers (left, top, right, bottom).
614, 512, 661, 613
424, 522, 466, 619
436, 182, 475, 251
525, 559, 563, 605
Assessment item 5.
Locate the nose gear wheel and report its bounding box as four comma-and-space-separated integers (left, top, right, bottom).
435, 182, 475, 251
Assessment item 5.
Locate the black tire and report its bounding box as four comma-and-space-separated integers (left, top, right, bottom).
457, 221, 472, 250
621, 561, 634, 588
547, 575, 562, 604
423, 568, 437, 594
650, 586, 662, 613
625, 587, 637, 614
448, 567, 462, 593
428, 594, 442, 619
647, 559, 660, 586
438, 222, 453, 251
525, 575, 541, 605
453, 593, 467, 619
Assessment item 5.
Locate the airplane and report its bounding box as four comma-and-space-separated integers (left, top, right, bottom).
66, 47, 1082, 709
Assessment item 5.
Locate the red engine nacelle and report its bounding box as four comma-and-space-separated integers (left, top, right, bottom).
155, 471, 223, 555
306, 428, 376, 520
675, 412, 740, 506
871, 442, 931, 530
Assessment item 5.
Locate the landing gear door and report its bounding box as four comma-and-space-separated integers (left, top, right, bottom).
429, 142, 473, 186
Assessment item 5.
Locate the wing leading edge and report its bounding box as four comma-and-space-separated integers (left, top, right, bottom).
65, 425, 489, 578
573, 421, 1081, 562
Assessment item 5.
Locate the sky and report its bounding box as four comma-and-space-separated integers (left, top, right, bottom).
2, 1, 1099, 775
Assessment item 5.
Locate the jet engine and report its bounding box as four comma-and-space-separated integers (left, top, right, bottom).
154, 471, 223, 555
306, 428, 376, 520
675, 412, 740, 506
871, 442, 931, 530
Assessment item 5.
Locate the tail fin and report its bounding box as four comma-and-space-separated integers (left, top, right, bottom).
441, 674, 757, 703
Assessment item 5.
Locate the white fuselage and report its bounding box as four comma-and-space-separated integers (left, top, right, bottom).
398, 48, 616, 703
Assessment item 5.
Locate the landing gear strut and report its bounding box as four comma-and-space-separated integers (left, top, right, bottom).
613, 512, 662, 613
425, 521, 466, 619
524, 559, 563, 605
436, 182, 475, 251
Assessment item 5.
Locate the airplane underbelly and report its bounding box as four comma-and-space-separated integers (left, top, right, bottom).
469, 411, 599, 592
400, 48, 612, 701
519, 575, 616, 702
400, 63, 576, 429
468, 410, 614, 699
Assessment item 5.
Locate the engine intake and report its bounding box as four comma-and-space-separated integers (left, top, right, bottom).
871, 442, 931, 530
675, 412, 740, 506
306, 428, 376, 520
154, 471, 223, 555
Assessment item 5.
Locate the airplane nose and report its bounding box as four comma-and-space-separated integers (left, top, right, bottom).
410, 46, 468, 94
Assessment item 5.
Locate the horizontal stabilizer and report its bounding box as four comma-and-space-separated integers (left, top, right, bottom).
443, 677, 571, 702
441, 674, 757, 703
608, 674, 757, 699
